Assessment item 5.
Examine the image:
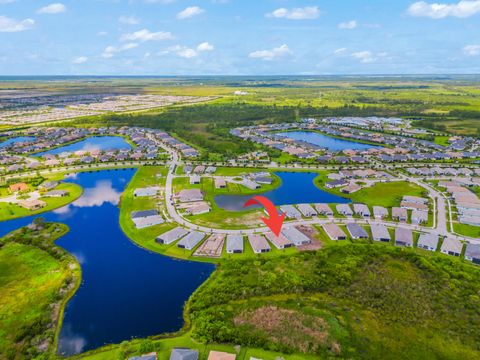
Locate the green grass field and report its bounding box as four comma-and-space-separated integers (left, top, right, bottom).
0, 182, 83, 222
314, 175, 427, 207
0, 222, 79, 359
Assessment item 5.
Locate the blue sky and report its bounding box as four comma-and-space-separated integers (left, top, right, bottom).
1, 0, 480, 75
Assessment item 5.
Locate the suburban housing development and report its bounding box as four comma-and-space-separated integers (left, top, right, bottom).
2, 80, 480, 360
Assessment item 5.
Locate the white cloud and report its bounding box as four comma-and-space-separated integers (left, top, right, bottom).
97, 31, 108, 36
120, 29, 173, 42
0, 16, 34, 32
177, 6, 204, 19
338, 20, 357, 29
408, 1, 480, 19
177, 48, 197, 58
334, 47, 347, 54
197, 42, 214, 51
351, 51, 376, 63
159, 42, 213, 58
72, 56, 88, 64
102, 43, 138, 58
464, 44, 480, 55
0, 0, 17, 4
249, 44, 292, 60
266, 6, 320, 20
37, 3, 66, 14
119, 16, 140, 25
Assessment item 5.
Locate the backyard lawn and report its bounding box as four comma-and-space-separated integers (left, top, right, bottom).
0, 182, 83, 222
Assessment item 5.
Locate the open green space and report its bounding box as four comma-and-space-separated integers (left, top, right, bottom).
0, 182, 83, 222
453, 223, 480, 238
314, 175, 428, 208
0, 221, 79, 359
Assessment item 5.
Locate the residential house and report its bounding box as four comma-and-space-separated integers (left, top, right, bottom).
281, 227, 311, 246
248, 234, 271, 253
325, 179, 348, 189
156, 227, 189, 245
465, 243, 480, 265
395, 227, 413, 247
411, 210, 428, 224
131, 210, 164, 229
214, 177, 226, 189
177, 189, 204, 203
190, 175, 201, 185
371, 224, 391, 242
297, 203, 317, 217
373, 206, 388, 219
441, 238, 463, 257
280, 205, 302, 219
314, 203, 333, 216
392, 207, 408, 222
226, 234, 244, 253
322, 223, 347, 240
341, 183, 362, 194
9, 182, 28, 192
193, 165, 205, 174
417, 234, 438, 252
336, 204, 353, 216
170, 348, 198, 360
265, 232, 293, 249
177, 231, 205, 250
353, 204, 370, 217
43, 190, 69, 197
18, 199, 47, 211
346, 223, 369, 239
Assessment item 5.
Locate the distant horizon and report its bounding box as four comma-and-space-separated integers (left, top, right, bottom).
1, 74, 480, 79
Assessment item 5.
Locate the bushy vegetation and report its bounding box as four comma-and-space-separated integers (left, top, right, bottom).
189, 245, 480, 359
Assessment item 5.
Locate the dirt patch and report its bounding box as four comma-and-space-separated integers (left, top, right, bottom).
234, 305, 338, 354
295, 225, 322, 251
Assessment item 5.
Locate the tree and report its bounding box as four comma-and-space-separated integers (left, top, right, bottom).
32, 217, 46, 230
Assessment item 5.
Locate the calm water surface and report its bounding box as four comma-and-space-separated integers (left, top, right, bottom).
36, 136, 131, 156
276, 131, 381, 151
0, 169, 214, 355
0, 136, 35, 148
215, 172, 350, 211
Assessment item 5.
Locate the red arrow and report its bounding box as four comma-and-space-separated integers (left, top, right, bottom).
243, 195, 285, 236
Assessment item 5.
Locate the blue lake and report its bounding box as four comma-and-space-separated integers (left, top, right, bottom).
36, 136, 132, 156
215, 171, 350, 211
276, 131, 381, 151
0, 136, 35, 148
0, 169, 214, 356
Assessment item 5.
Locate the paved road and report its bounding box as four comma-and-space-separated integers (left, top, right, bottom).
5, 143, 478, 245
162, 150, 480, 244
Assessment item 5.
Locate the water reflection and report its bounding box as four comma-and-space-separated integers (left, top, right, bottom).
276, 131, 381, 151
0, 169, 215, 356
59, 324, 87, 355
73, 180, 121, 207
